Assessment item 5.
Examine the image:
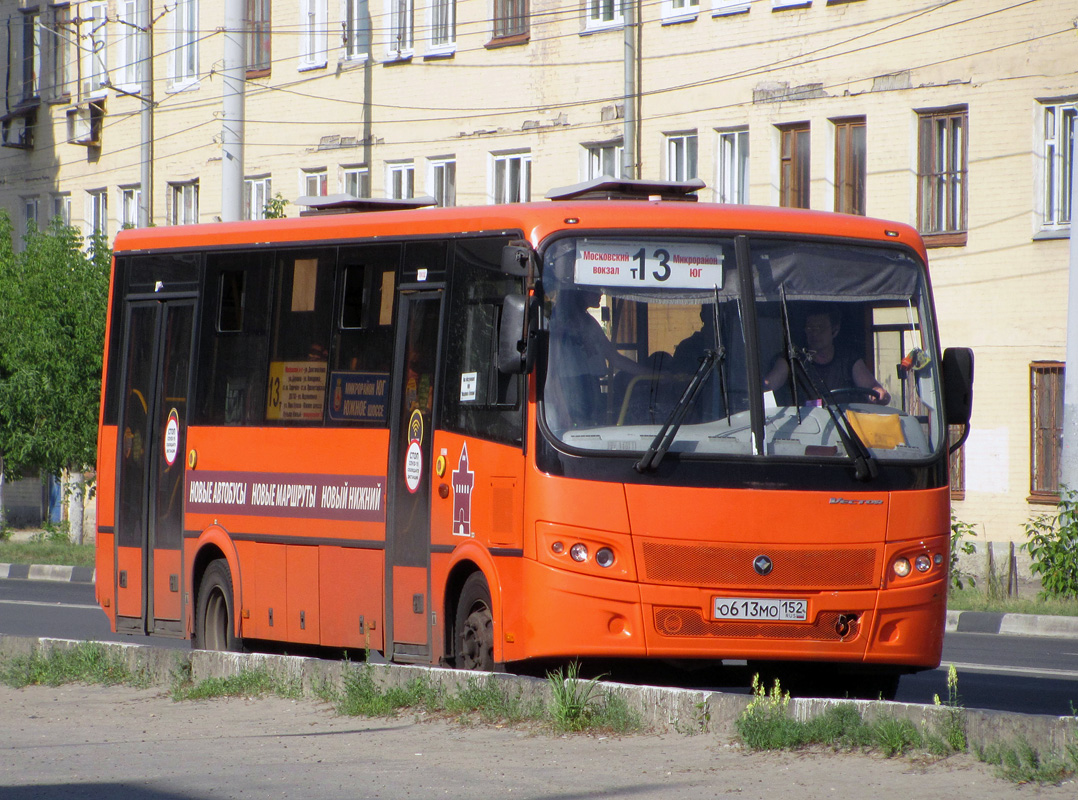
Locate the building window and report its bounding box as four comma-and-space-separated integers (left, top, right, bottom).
169, 181, 199, 225
429, 158, 456, 206
22, 197, 39, 235
387, 0, 414, 57
1041, 100, 1076, 232
170, 0, 198, 87
1030, 362, 1064, 501
21, 10, 41, 102
116, 0, 139, 87
343, 0, 371, 59
666, 132, 698, 182
773, 0, 811, 8
342, 165, 370, 197
244, 176, 271, 219
303, 168, 328, 196
53, 193, 71, 226
45, 5, 72, 100
86, 2, 109, 96
834, 117, 866, 215
586, 141, 623, 180
430, 0, 455, 51
717, 128, 748, 204
586, 0, 624, 31
714, 0, 749, 13
387, 161, 415, 199
301, 0, 328, 68
779, 123, 810, 208
247, 0, 271, 74
662, 0, 699, 23
87, 189, 108, 237
492, 152, 531, 203
917, 106, 967, 243
492, 0, 527, 39
120, 186, 142, 228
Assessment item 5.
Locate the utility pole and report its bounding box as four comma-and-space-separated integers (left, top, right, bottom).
137, 0, 153, 227
221, 0, 246, 222
622, 0, 637, 179
1059, 122, 1078, 491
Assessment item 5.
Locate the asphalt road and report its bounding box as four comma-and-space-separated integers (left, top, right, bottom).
2, 577, 1077, 715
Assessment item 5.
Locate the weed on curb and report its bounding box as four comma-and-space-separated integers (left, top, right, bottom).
0, 641, 150, 689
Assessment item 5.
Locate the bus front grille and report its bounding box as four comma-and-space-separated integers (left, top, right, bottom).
653, 607, 862, 641
641, 542, 877, 590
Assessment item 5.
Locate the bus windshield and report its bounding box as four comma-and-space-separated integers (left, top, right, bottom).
541, 235, 943, 464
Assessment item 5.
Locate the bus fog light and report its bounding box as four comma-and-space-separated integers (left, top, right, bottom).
893, 558, 911, 578
915, 555, 931, 573
570, 543, 589, 563
551, 541, 565, 554
934, 553, 943, 565
595, 547, 615, 568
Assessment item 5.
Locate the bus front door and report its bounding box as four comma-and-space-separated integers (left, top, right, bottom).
114, 299, 194, 637
386, 290, 443, 662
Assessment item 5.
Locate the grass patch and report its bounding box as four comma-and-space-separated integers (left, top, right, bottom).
0, 641, 150, 689
0, 539, 95, 568
947, 587, 1078, 617
976, 739, 1078, 784
171, 667, 304, 701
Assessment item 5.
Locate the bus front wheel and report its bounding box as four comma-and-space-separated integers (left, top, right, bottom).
193, 559, 241, 652
455, 573, 494, 671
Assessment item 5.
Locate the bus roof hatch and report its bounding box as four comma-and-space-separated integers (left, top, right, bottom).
545, 178, 705, 203
297, 194, 438, 215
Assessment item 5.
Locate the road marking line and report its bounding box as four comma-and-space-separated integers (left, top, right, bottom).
943, 660, 1078, 680
0, 599, 100, 610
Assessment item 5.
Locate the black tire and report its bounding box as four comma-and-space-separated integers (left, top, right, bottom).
193, 559, 241, 652
454, 573, 494, 671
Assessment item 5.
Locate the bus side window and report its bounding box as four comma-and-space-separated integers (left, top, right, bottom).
327, 243, 400, 426
195, 252, 272, 426
265, 249, 336, 424
441, 237, 524, 447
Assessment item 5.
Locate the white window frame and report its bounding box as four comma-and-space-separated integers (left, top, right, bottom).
169, 0, 199, 90
772, 0, 811, 9
384, 0, 414, 59
119, 185, 142, 228
52, 193, 72, 226
341, 0, 370, 61
386, 161, 416, 199
21, 11, 41, 102
428, 157, 456, 207
716, 128, 749, 204
244, 176, 271, 220
713, 0, 749, 15
666, 132, 698, 182
1040, 99, 1076, 233
86, 188, 108, 237
585, 0, 624, 32
342, 164, 370, 197
45, 5, 72, 100
85, 2, 109, 97
168, 181, 199, 225
300, 0, 329, 70
428, 0, 455, 54
116, 0, 139, 89
662, 0, 699, 24
23, 196, 39, 235
302, 168, 329, 197
584, 141, 623, 180
491, 151, 531, 204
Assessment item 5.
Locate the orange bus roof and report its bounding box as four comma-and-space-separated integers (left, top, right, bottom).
112, 201, 927, 261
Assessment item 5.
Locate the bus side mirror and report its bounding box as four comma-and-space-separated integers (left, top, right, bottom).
498, 295, 536, 375
942, 347, 974, 426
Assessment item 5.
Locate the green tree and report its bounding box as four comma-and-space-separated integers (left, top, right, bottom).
0, 212, 110, 541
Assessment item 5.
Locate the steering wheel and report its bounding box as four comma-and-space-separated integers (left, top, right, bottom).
824, 386, 878, 404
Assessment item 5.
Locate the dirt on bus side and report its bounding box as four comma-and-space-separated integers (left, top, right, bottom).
1, 683, 1070, 798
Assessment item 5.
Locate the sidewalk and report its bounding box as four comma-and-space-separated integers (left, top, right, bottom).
4, 530, 1078, 640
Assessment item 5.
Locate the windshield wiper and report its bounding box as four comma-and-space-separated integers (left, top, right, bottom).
635, 347, 721, 473
778, 289, 877, 482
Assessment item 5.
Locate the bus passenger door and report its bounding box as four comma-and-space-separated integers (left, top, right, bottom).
114, 299, 194, 637
386, 290, 443, 662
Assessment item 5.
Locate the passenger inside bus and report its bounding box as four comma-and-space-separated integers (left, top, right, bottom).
764, 307, 891, 405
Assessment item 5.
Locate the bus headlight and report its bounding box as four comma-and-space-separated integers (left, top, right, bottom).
892, 557, 911, 578
915, 554, 932, 573
570, 543, 589, 562
595, 547, 615, 568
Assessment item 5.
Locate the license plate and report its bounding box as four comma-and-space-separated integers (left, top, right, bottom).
712, 597, 807, 622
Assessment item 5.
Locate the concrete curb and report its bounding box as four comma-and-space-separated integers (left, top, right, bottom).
0, 563, 96, 584
946, 610, 1078, 639
1, 635, 1075, 755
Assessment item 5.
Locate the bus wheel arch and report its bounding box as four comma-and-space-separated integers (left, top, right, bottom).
192, 557, 242, 652
190, 532, 242, 650
445, 564, 496, 671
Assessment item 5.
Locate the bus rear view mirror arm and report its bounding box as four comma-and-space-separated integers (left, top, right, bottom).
942, 347, 974, 454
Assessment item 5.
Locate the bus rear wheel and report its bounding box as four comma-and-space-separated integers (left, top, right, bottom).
193, 559, 241, 652
455, 573, 494, 671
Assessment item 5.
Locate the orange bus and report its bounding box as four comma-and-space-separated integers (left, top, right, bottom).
95, 179, 972, 696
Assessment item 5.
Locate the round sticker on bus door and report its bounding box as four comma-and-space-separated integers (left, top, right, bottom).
404, 408, 424, 493
163, 409, 180, 466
